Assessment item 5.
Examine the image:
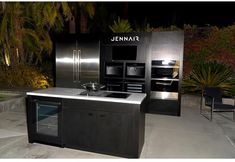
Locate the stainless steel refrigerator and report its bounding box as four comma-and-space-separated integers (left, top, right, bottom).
55, 34, 100, 88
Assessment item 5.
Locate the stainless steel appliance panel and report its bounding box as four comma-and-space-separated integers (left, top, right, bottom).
150, 91, 178, 100
56, 39, 78, 88
78, 41, 100, 85
55, 35, 100, 88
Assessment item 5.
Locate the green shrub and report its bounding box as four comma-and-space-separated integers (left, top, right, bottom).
109, 17, 133, 33
182, 61, 235, 96
0, 65, 51, 89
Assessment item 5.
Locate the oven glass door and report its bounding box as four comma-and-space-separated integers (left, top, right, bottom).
151, 80, 178, 92
151, 67, 179, 79
105, 63, 123, 77
126, 66, 145, 78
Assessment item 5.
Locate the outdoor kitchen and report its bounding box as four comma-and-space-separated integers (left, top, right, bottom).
24, 32, 183, 158
0, 1, 235, 159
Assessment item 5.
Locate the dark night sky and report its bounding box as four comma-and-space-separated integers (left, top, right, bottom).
104, 2, 235, 27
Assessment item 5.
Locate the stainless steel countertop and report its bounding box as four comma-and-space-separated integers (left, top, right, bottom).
26, 87, 146, 104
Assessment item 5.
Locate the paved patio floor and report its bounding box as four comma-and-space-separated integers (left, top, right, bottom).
0, 95, 235, 158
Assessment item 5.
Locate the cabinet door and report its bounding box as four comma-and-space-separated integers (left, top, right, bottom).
77, 38, 100, 85
95, 111, 134, 155
63, 108, 96, 150
55, 35, 78, 88
63, 99, 136, 157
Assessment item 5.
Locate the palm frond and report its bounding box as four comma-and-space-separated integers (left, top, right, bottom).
0, 2, 73, 66
109, 17, 133, 33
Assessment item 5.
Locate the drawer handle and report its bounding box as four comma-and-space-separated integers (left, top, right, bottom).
156, 81, 173, 86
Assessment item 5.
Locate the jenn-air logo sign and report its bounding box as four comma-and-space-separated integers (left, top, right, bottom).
110, 36, 140, 42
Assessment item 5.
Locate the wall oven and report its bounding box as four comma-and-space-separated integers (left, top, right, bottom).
126, 63, 145, 78
105, 62, 123, 77
151, 60, 179, 100
151, 60, 179, 79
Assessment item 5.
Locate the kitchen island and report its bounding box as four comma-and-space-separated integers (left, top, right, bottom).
26, 87, 146, 158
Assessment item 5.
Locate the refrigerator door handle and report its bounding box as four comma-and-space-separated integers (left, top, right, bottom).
78, 49, 81, 82
73, 50, 77, 83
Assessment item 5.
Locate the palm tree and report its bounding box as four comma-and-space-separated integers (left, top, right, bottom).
79, 2, 95, 33
0, 2, 72, 66
66, 2, 95, 33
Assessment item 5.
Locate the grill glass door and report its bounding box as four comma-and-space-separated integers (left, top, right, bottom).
36, 102, 59, 137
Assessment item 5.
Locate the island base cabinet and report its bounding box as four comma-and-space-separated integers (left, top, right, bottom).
63, 99, 142, 158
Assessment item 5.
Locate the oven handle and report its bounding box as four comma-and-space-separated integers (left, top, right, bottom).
155, 80, 173, 86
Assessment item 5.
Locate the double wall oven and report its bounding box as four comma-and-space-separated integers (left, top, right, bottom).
151, 60, 179, 100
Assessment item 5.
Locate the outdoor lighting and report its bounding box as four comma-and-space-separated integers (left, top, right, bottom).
4, 53, 10, 66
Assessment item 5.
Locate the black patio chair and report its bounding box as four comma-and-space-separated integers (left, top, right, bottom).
200, 87, 235, 121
